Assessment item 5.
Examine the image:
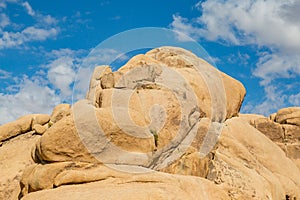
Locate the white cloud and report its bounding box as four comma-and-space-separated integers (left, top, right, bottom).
242, 84, 287, 116
172, 0, 300, 50
171, 0, 300, 114
254, 52, 300, 85
22, 1, 35, 16
0, 69, 12, 79
0, 27, 58, 49
0, 76, 60, 125
0, 0, 59, 49
289, 92, 300, 105
0, 13, 9, 29
47, 56, 77, 97
170, 0, 300, 53
41, 15, 58, 25
45, 48, 87, 100
0, 48, 86, 125
23, 26, 58, 40
109, 15, 121, 21
46, 48, 84, 58
170, 15, 201, 42
0, 2, 6, 10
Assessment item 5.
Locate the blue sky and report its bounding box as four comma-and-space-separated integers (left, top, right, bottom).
0, 0, 299, 125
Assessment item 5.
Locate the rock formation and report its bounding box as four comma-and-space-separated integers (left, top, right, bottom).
0, 46, 299, 200
241, 107, 300, 170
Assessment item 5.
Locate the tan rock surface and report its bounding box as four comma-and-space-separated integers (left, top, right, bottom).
0, 131, 40, 200
1, 46, 300, 200
246, 108, 300, 170
252, 117, 284, 142
0, 114, 49, 142
50, 104, 71, 123
208, 117, 300, 200
282, 124, 300, 143
21, 165, 229, 200
146, 46, 246, 120
0, 116, 31, 142
35, 114, 98, 164
238, 113, 265, 125
30, 114, 50, 126
86, 65, 113, 106
36, 98, 191, 168
276, 107, 300, 125
32, 124, 47, 135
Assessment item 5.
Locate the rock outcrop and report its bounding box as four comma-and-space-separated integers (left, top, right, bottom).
0, 114, 50, 143
0, 46, 299, 200
242, 107, 300, 170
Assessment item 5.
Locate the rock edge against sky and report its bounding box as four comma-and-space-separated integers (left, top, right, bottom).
0, 46, 300, 200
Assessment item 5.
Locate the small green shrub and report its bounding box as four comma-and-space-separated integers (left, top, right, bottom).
48, 121, 53, 127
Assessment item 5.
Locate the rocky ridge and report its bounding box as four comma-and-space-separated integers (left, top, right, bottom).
0, 46, 299, 200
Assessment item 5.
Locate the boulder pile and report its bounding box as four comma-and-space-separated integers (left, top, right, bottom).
0, 47, 299, 200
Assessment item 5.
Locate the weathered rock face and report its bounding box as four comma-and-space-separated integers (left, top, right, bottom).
0, 114, 51, 200
145, 47, 246, 120
209, 117, 300, 200
34, 46, 246, 172
0, 114, 50, 143
243, 107, 300, 170
0, 131, 40, 200
0, 46, 299, 200
21, 165, 229, 200
276, 107, 300, 126
50, 104, 71, 123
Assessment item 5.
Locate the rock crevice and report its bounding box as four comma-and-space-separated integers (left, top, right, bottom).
0, 46, 299, 200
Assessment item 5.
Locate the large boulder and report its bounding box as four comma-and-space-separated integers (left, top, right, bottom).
0, 131, 40, 200
23, 116, 300, 200
86, 47, 246, 120
1, 46, 299, 200
244, 108, 300, 170
145, 47, 246, 119
275, 107, 300, 125
21, 165, 229, 200
0, 114, 50, 142
208, 117, 300, 199
35, 46, 246, 171
50, 104, 71, 123
0, 114, 49, 200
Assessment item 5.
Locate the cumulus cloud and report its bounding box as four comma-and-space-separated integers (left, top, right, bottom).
172, 0, 300, 49
0, 2, 6, 10
289, 92, 300, 105
0, 27, 58, 49
171, 0, 300, 114
0, 13, 9, 29
0, 76, 60, 125
22, 1, 35, 16
0, 1, 59, 49
44, 48, 86, 100
242, 84, 288, 115
0, 48, 86, 125
23, 26, 58, 40
47, 57, 77, 97
41, 15, 58, 26
254, 52, 300, 85
170, 15, 201, 42
0, 69, 12, 79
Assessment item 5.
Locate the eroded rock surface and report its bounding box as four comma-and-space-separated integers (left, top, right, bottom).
0, 131, 40, 200
0, 46, 299, 200
243, 107, 300, 170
